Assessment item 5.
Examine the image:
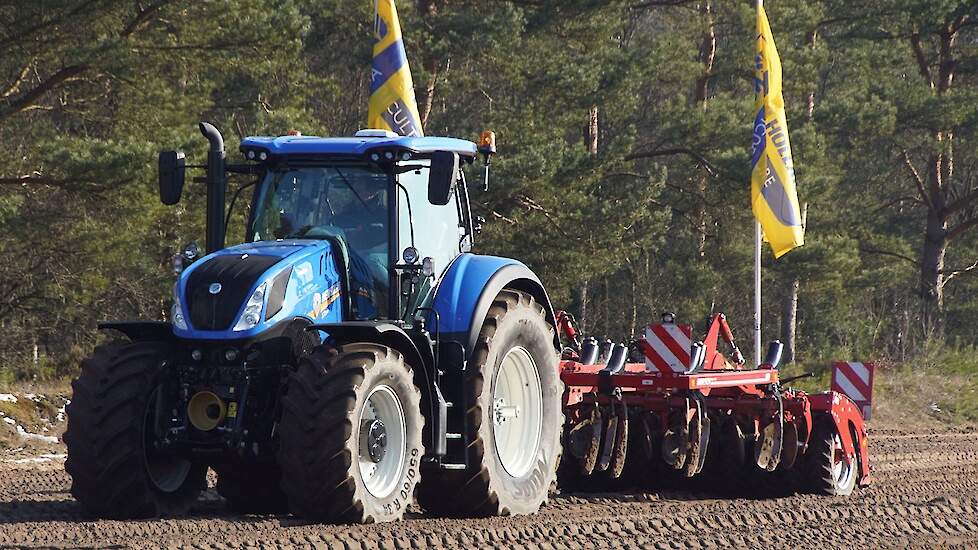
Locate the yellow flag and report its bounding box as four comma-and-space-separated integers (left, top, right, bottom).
368, 0, 423, 136
751, 3, 803, 258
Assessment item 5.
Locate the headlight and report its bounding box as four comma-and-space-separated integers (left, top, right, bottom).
171, 286, 188, 330
233, 283, 267, 331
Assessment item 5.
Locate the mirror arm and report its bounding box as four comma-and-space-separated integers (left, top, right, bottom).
226, 163, 260, 175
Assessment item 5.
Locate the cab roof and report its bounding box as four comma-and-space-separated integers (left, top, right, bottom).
239, 134, 479, 158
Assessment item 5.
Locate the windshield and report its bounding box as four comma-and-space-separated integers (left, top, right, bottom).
251, 165, 390, 319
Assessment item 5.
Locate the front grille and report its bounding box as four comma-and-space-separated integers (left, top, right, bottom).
185, 255, 280, 330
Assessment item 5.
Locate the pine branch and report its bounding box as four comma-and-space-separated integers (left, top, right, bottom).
0, 65, 90, 121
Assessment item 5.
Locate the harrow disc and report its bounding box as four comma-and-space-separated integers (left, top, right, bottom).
662, 408, 690, 470
779, 421, 800, 470
755, 417, 784, 472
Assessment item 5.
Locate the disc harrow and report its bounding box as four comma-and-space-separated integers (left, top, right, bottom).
556, 311, 872, 495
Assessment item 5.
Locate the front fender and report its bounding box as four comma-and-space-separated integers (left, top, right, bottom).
308, 321, 432, 373
98, 321, 175, 342
431, 253, 558, 358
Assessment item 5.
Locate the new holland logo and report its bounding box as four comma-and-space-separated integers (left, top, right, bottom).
208, 283, 222, 294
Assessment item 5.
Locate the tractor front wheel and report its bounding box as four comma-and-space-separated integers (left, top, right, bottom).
277, 343, 424, 523
64, 341, 206, 518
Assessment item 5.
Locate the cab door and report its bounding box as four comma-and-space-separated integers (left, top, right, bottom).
395, 159, 467, 322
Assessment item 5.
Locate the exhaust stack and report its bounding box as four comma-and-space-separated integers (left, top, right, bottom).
199, 122, 227, 254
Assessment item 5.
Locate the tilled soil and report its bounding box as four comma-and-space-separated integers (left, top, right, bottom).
2, 425, 977, 549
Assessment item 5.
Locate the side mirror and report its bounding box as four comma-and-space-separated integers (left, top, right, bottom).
159, 151, 186, 205
428, 151, 458, 206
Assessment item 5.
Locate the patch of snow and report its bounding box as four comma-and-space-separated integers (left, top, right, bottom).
23, 393, 41, 402
0, 394, 16, 403
2, 417, 14, 425
3, 453, 66, 464
15, 424, 59, 444
56, 402, 68, 423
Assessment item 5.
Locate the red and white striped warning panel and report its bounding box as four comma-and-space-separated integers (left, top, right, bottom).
642, 323, 692, 374
831, 361, 875, 421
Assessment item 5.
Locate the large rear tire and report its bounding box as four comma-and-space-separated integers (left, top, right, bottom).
278, 343, 424, 523
803, 415, 857, 496
64, 341, 206, 518
418, 290, 562, 517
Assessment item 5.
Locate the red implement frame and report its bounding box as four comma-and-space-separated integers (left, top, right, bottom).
558, 312, 871, 486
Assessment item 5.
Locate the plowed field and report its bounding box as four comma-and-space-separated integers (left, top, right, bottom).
2, 425, 977, 549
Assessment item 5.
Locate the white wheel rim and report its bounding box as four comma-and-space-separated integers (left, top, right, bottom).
492, 346, 543, 478
831, 433, 855, 489
358, 384, 406, 498
143, 389, 192, 493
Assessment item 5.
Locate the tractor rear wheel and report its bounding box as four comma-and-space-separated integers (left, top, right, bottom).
278, 343, 424, 523
418, 290, 562, 517
64, 341, 206, 518
803, 416, 857, 496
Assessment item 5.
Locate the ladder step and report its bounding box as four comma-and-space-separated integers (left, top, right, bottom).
439, 462, 466, 470
446, 432, 463, 440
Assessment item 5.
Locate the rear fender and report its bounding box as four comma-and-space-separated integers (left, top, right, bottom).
431, 253, 558, 359
809, 391, 872, 485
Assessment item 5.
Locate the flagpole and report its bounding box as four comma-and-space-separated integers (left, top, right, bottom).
754, 221, 762, 367
753, 0, 763, 368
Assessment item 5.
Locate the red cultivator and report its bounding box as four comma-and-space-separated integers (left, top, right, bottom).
556, 311, 871, 496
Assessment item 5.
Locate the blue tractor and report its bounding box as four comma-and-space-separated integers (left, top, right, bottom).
63, 124, 563, 523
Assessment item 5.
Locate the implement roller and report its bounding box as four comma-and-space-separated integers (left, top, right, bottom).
556, 311, 871, 496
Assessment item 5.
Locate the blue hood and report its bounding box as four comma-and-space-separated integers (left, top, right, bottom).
173, 240, 344, 339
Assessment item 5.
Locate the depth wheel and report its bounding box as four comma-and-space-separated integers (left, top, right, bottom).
64, 341, 206, 518
803, 415, 857, 496
418, 289, 562, 517
278, 343, 424, 523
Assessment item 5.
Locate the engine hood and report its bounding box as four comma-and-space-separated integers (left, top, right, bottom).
173, 240, 344, 339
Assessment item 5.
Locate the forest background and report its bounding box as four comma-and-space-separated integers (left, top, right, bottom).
1, 0, 976, 416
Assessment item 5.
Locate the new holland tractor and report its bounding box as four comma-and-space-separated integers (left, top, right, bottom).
64, 123, 563, 523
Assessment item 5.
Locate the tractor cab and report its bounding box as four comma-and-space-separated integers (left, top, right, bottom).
238, 129, 479, 325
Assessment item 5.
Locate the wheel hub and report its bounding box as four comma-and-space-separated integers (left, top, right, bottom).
493, 397, 521, 425
363, 418, 388, 463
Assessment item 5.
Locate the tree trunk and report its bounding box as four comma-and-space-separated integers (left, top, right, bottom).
780, 202, 806, 364
780, 279, 798, 363
417, 0, 441, 132
587, 106, 598, 156
580, 281, 589, 335
692, 1, 714, 257
628, 259, 638, 339
579, 105, 598, 335
919, 206, 947, 322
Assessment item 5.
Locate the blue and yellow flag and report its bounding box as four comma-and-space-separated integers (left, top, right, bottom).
751, 3, 803, 258
368, 0, 423, 136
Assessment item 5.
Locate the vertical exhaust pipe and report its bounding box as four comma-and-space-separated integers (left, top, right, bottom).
199, 122, 226, 254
